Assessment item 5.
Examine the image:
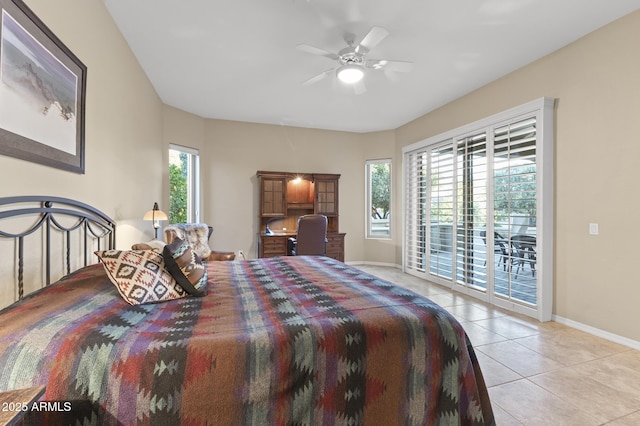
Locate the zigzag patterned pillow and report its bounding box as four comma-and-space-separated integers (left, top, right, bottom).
95, 249, 187, 305
162, 237, 208, 296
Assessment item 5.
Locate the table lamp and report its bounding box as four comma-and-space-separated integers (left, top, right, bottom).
143, 202, 168, 239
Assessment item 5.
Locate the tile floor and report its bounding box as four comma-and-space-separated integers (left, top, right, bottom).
356, 265, 640, 425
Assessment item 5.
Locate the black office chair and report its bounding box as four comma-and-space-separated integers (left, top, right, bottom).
510, 234, 536, 278
288, 215, 328, 256
480, 230, 509, 271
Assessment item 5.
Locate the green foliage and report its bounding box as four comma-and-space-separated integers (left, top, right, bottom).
494, 165, 537, 221
370, 163, 390, 218
169, 163, 187, 223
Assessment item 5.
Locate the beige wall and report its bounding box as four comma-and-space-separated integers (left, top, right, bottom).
163, 104, 377, 260
14, 0, 165, 248
395, 10, 640, 342
202, 119, 368, 261
162, 108, 397, 264
1, 1, 638, 344
162, 105, 207, 224
0, 0, 164, 306
360, 130, 398, 265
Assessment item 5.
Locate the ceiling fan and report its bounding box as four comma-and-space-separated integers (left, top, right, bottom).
297, 26, 413, 94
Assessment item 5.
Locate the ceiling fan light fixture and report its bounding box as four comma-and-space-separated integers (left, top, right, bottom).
337, 64, 364, 84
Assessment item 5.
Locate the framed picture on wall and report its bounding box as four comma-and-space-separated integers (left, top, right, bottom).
0, 0, 87, 174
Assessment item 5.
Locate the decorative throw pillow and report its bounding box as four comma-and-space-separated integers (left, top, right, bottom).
95, 249, 187, 305
162, 237, 208, 296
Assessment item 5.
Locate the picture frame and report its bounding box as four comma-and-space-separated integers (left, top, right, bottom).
0, 0, 86, 174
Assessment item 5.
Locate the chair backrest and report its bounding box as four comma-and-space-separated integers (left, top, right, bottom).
480, 230, 508, 254
295, 215, 328, 256
164, 223, 213, 259
510, 234, 536, 253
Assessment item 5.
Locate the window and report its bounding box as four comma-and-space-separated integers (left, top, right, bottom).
493, 118, 538, 304
403, 98, 554, 321
456, 132, 488, 291
169, 145, 200, 224
366, 159, 391, 238
404, 149, 427, 271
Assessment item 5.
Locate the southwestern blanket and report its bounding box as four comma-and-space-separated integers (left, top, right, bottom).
0, 256, 494, 425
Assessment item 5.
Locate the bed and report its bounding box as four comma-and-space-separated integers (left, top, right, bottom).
0, 196, 494, 425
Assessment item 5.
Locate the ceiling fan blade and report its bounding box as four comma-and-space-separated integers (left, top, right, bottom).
296, 44, 339, 61
365, 59, 414, 72
302, 67, 337, 86
353, 79, 367, 95
355, 26, 389, 53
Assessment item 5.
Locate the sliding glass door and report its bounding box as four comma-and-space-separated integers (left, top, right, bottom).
456, 132, 489, 292
493, 118, 538, 304
404, 149, 428, 273
429, 144, 455, 279
403, 98, 554, 320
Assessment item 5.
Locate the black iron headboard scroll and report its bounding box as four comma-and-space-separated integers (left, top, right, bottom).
0, 196, 116, 300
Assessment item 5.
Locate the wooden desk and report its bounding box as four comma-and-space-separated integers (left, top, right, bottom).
257, 171, 344, 261
0, 386, 45, 426
258, 232, 346, 262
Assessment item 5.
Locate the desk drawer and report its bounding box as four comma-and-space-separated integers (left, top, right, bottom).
260, 235, 288, 257
325, 233, 345, 262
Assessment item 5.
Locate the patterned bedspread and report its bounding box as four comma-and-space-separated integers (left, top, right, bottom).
0, 256, 494, 425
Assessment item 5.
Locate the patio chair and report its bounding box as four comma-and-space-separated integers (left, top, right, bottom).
480, 230, 509, 271
510, 234, 536, 278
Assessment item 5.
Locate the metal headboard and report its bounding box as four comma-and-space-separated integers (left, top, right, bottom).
0, 196, 116, 299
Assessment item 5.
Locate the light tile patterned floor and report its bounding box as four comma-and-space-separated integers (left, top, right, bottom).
356, 265, 640, 425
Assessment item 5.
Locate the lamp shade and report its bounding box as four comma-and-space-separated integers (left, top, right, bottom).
143, 202, 168, 221
144, 202, 168, 239
337, 64, 364, 84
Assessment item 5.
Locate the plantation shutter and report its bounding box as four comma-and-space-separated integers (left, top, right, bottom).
402, 98, 553, 321
493, 117, 538, 303
429, 144, 455, 279
404, 148, 428, 273
456, 132, 488, 289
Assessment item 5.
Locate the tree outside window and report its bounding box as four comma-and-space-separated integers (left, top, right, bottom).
169, 145, 199, 224
366, 159, 391, 238
169, 154, 188, 223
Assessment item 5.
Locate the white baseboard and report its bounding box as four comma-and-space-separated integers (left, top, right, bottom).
552, 314, 640, 351
346, 261, 402, 269
346, 262, 640, 352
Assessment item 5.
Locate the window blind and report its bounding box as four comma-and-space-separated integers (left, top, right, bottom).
493, 117, 537, 304
456, 132, 488, 290
404, 148, 428, 273
429, 144, 455, 279
402, 97, 554, 320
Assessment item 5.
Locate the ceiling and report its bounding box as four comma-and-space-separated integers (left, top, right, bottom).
104, 0, 640, 133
